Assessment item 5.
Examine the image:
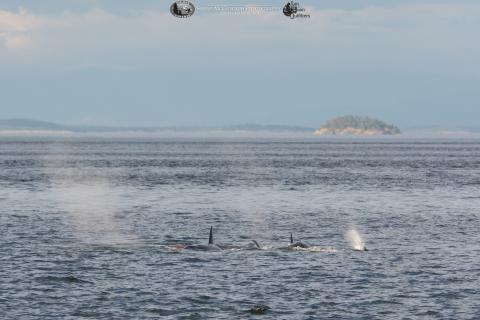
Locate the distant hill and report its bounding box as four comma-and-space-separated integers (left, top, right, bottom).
0, 119, 313, 133
315, 116, 401, 136
0, 119, 67, 131
221, 124, 313, 132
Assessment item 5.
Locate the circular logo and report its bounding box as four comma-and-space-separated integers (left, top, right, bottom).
170, 1, 195, 18
283, 1, 298, 17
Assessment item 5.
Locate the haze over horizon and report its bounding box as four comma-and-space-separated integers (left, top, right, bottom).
0, 117, 477, 131
1, 0, 479, 128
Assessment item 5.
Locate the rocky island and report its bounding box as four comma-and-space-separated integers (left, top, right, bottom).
314, 115, 401, 136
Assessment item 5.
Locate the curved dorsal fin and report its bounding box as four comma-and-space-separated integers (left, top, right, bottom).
290, 233, 293, 244
208, 226, 213, 245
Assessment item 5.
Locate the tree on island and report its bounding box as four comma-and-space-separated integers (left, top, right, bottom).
315, 115, 401, 136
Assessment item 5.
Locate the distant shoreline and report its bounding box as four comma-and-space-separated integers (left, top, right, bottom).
1, 130, 480, 140
1, 118, 480, 139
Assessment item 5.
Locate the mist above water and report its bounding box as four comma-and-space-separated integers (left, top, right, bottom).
55, 179, 136, 245
45, 145, 136, 245
345, 227, 366, 251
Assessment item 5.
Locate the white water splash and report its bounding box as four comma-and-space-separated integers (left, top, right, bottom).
292, 246, 338, 253
345, 227, 366, 251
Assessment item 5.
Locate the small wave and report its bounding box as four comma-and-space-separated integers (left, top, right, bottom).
146, 308, 177, 316
224, 247, 241, 251
182, 257, 210, 263
35, 275, 92, 284
291, 246, 337, 253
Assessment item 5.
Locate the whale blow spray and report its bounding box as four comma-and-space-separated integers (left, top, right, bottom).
45, 144, 136, 245
345, 227, 367, 251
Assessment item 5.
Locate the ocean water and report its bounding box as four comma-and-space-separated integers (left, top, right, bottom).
1, 138, 479, 319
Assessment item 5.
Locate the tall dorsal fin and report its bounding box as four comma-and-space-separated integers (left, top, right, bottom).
290, 233, 293, 244
208, 226, 213, 245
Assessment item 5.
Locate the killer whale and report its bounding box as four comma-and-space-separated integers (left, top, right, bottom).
287, 233, 309, 249
179, 227, 262, 251
182, 226, 222, 251
251, 240, 261, 249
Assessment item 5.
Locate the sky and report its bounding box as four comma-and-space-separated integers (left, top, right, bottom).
0, 0, 479, 128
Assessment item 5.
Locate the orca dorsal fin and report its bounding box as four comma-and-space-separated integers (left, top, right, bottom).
252, 240, 260, 249
290, 233, 293, 244
208, 226, 213, 245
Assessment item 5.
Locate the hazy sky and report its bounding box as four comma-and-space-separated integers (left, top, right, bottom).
1, 0, 479, 127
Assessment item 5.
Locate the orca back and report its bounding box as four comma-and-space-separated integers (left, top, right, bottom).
288, 233, 309, 249
208, 226, 213, 245
289, 242, 309, 249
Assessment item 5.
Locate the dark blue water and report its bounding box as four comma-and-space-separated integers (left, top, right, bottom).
1, 138, 479, 319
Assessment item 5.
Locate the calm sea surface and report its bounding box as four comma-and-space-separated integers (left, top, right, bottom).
1, 138, 479, 319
